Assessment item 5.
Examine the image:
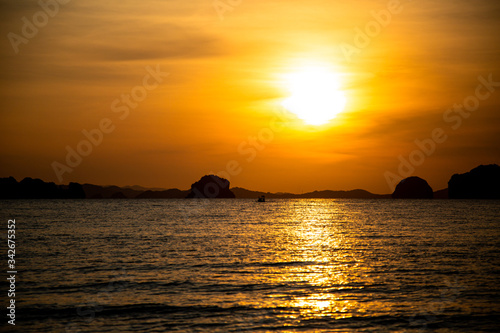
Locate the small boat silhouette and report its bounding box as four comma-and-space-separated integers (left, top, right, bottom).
257, 195, 266, 202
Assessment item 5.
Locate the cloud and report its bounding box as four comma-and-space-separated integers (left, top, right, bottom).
78, 32, 222, 62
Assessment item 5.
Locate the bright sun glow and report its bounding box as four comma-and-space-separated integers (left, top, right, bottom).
281, 66, 347, 125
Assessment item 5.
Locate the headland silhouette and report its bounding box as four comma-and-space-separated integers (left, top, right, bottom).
1, 164, 498, 200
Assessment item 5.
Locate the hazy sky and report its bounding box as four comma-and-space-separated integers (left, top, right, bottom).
1, 0, 499, 193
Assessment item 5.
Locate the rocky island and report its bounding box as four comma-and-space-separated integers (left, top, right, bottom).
448, 164, 500, 199
392, 176, 434, 199
185, 175, 236, 198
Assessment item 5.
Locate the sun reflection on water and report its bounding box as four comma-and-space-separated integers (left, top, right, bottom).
259, 200, 373, 321
10, 198, 498, 332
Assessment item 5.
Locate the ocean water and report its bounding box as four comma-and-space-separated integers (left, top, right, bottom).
1, 199, 499, 332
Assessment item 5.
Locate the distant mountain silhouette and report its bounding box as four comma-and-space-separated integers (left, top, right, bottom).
448, 164, 500, 199
123, 185, 168, 192
231, 187, 305, 199
82, 184, 144, 199
392, 176, 433, 199
2, 164, 498, 200
232, 187, 389, 199
433, 188, 449, 199
110, 191, 127, 199
186, 175, 235, 198
0, 177, 85, 199
136, 189, 189, 199
297, 189, 389, 199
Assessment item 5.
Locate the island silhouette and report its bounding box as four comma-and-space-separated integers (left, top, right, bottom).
392, 176, 434, 199
1, 164, 498, 200
185, 175, 236, 198
448, 164, 500, 199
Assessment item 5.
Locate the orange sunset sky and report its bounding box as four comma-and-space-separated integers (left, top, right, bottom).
1, 0, 499, 194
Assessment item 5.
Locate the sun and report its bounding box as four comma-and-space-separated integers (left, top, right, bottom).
281, 66, 347, 126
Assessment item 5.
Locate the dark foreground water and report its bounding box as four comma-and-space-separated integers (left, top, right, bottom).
1, 199, 499, 332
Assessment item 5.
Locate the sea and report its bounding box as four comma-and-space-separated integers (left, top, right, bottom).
1, 199, 499, 332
